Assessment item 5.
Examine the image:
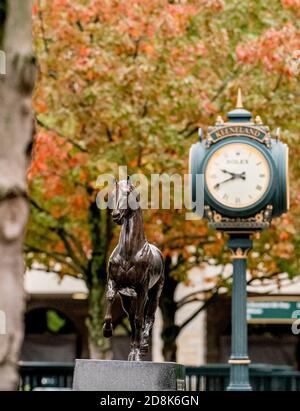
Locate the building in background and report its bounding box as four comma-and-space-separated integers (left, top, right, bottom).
154, 264, 300, 369
23, 266, 300, 368
22, 270, 89, 362
22, 270, 143, 362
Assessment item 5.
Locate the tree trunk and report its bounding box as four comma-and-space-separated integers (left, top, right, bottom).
0, 0, 35, 390
86, 205, 112, 359
159, 257, 180, 362
87, 280, 111, 359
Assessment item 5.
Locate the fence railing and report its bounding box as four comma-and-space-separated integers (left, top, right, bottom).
19, 362, 74, 391
185, 364, 300, 391
19, 362, 300, 391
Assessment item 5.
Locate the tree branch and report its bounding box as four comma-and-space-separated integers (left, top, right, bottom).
56, 228, 88, 273
29, 197, 88, 264
176, 288, 213, 308
24, 243, 81, 273
36, 118, 88, 153
63, 230, 88, 263
178, 289, 219, 331
177, 270, 292, 330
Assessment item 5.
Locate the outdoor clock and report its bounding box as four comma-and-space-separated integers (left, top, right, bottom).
189, 90, 289, 232
189, 90, 290, 391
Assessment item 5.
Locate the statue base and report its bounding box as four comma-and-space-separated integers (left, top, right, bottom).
73, 359, 185, 391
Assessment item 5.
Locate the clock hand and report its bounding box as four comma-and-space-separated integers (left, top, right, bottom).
213, 176, 235, 189
220, 169, 236, 177
221, 169, 246, 179
214, 172, 246, 189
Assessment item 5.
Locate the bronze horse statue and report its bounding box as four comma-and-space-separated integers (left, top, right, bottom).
103, 178, 164, 361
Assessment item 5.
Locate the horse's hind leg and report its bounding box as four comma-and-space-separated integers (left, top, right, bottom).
103, 279, 116, 338
141, 279, 164, 355
132, 291, 147, 361
120, 295, 136, 361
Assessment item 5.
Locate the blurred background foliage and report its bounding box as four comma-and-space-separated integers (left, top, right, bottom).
27, 0, 300, 360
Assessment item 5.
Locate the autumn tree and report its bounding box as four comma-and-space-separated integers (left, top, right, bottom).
28, 0, 300, 360
0, 0, 35, 390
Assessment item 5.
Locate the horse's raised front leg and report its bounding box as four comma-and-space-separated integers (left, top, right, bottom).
103, 279, 116, 338
141, 278, 164, 355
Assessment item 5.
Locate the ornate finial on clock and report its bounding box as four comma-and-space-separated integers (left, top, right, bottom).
216, 115, 224, 125
236, 88, 243, 109
227, 88, 252, 123
255, 115, 263, 125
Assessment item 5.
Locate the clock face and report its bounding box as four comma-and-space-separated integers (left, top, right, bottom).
205, 142, 271, 209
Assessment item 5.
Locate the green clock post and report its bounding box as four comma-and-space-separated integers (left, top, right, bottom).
226, 234, 253, 391
189, 90, 289, 391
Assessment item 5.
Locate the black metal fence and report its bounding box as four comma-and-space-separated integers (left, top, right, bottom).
19, 362, 300, 391
19, 362, 74, 391
185, 364, 300, 391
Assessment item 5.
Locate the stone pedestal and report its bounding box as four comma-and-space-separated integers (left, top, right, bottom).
73, 359, 185, 391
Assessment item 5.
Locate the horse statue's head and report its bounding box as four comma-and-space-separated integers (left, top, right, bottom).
111, 178, 140, 225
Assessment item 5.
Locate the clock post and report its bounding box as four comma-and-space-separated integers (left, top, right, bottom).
227, 233, 252, 391
189, 89, 289, 391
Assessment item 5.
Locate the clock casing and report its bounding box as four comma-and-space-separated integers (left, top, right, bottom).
201, 137, 277, 217
190, 131, 289, 224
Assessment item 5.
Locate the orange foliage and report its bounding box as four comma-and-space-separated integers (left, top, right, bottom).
236, 24, 300, 75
